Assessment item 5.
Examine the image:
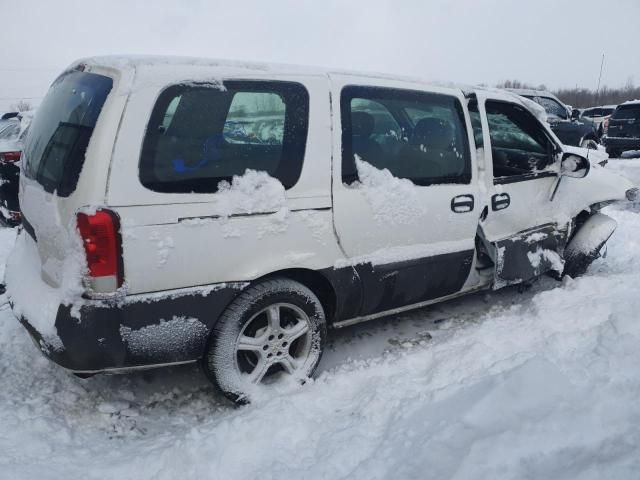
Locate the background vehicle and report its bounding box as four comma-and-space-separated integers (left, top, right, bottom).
0, 111, 32, 226
581, 105, 617, 136
0, 112, 32, 226
5, 57, 634, 404
602, 100, 640, 157
507, 88, 600, 149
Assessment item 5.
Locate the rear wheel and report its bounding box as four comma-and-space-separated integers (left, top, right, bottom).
203, 278, 326, 404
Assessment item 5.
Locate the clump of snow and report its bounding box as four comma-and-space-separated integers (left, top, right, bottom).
149, 231, 175, 267
527, 247, 565, 273
348, 157, 426, 225
524, 232, 548, 244
214, 169, 286, 217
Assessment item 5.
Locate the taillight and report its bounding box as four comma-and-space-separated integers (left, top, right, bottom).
0, 151, 21, 163
603, 117, 609, 133
77, 209, 123, 292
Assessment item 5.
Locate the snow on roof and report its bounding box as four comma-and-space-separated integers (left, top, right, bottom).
72, 54, 436, 86
621, 99, 640, 106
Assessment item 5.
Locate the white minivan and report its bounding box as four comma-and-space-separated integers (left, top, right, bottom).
6, 56, 635, 403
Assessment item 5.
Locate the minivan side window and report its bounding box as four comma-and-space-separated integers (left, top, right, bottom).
140, 81, 309, 193
485, 101, 555, 180
534, 96, 568, 120
341, 86, 471, 185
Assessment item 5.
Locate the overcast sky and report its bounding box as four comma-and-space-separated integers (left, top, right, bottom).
1, 0, 639, 111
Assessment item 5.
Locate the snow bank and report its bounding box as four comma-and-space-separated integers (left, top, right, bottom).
2, 168, 640, 479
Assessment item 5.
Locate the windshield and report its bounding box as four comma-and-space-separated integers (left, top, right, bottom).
535, 97, 568, 119
0, 119, 20, 140
23, 70, 113, 196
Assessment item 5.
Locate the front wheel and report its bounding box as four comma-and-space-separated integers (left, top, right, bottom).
606, 147, 621, 158
203, 278, 326, 404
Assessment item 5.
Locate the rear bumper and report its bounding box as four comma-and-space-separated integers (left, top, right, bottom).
602, 136, 640, 151
13, 283, 247, 373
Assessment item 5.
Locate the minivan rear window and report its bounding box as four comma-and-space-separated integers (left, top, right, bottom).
23, 70, 113, 196
139, 81, 309, 193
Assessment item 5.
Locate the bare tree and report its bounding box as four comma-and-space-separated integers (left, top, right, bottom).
9, 100, 32, 112
494, 79, 640, 108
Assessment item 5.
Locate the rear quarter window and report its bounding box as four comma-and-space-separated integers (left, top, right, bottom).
139, 81, 309, 193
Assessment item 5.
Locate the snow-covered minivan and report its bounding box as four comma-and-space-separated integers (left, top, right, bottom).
6, 56, 635, 403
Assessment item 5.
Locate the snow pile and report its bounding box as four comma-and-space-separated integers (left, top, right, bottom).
349, 157, 426, 225
214, 169, 286, 217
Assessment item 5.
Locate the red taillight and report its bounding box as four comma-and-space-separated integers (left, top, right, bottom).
603, 117, 610, 133
0, 151, 21, 163
77, 209, 123, 291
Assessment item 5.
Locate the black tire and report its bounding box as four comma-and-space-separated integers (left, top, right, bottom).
563, 238, 607, 278
606, 147, 621, 158
203, 278, 326, 404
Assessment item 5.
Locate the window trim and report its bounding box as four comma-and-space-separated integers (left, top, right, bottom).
485, 99, 560, 184
340, 84, 472, 186
139, 79, 310, 194
493, 170, 557, 185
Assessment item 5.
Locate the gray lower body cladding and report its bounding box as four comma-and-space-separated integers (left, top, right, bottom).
18, 284, 247, 373
15, 249, 475, 373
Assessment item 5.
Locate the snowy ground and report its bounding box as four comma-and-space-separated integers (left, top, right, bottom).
2, 160, 640, 479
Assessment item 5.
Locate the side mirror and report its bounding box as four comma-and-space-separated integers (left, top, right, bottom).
571, 108, 581, 120
561, 153, 590, 178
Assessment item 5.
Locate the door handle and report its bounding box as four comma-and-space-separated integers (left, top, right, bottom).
491, 193, 511, 211
451, 194, 474, 213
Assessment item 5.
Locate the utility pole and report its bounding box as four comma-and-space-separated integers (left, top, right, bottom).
595, 53, 605, 104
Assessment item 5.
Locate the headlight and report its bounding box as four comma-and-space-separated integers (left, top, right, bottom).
626, 188, 640, 201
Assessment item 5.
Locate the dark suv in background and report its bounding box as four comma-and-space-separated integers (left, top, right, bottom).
507, 88, 600, 149
603, 101, 640, 157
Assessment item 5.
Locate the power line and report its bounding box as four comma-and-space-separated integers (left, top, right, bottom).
0, 96, 44, 101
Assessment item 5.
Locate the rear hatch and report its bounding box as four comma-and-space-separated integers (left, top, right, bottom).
18, 67, 114, 289
607, 104, 640, 138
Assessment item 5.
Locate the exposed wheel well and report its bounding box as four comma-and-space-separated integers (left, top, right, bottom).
257, 268, 337, 322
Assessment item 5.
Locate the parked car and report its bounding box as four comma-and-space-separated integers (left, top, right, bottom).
507, 88, 600, 149
5, 57, 634, 404
602, 100, 640, 157
581, 105, 617, 136
0, 112, 31, 226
